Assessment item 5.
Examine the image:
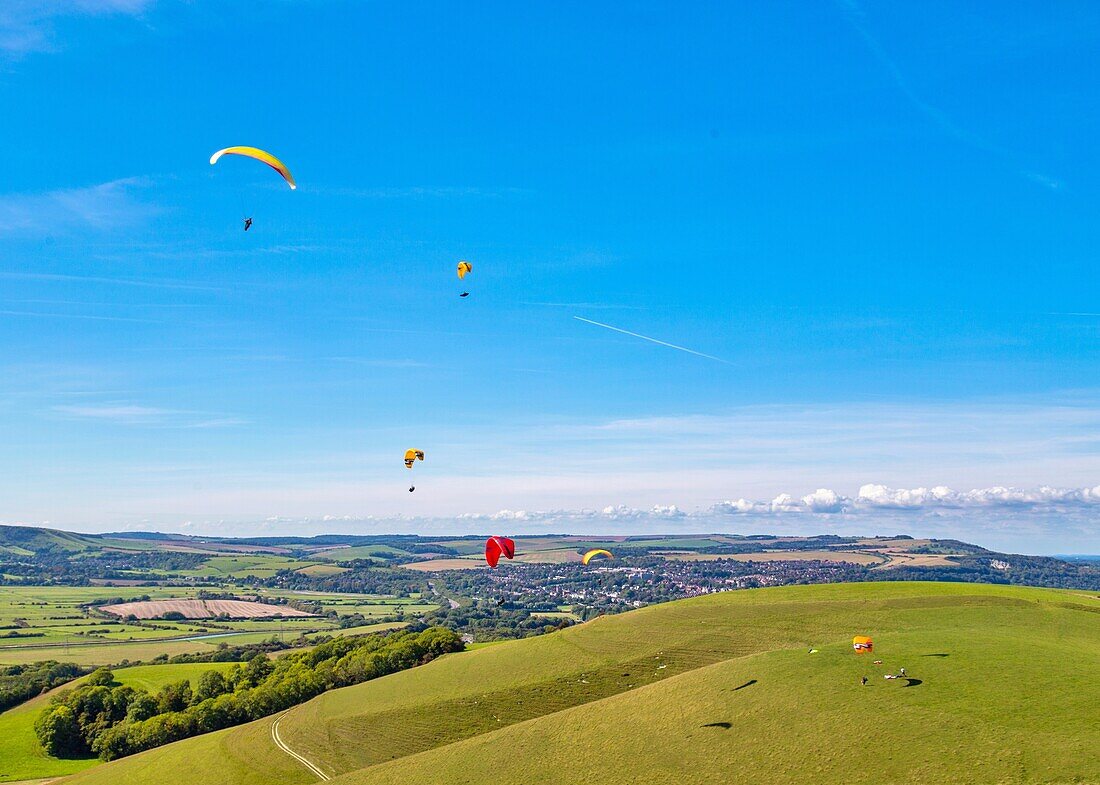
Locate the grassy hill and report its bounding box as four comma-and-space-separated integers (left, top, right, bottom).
55, 581, 1100, 785
0, 662, 237, 782
0, 525, 104, 555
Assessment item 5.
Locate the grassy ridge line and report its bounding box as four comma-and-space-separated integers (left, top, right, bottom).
280, 586, 1059, 776
56, 582, 1098, 785
336, 616, 1100, 785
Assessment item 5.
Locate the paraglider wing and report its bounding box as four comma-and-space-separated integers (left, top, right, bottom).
457, 261, 472, 280
852, 635, 874, 654
581, 548, 614, 565
404, 449, 424, 469
210, 146, 297, 190
485, 536, 516, 568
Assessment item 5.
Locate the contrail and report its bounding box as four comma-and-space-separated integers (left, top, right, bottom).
573, 316, 732, 364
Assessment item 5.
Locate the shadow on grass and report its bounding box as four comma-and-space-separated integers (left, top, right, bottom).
701, 722, 731, 729
731, 679, 757, 691
921, 653, 949, 657
903, 678, 923, 687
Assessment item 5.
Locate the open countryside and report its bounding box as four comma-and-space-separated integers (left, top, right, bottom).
1, 524, 1097, 784
50, 582, 1100, 785
3, 2, 1100, 784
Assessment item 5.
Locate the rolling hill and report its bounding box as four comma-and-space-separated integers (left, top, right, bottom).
57, 581, 1100, 785
0, 525, 105, 555
0, 662, 239, 782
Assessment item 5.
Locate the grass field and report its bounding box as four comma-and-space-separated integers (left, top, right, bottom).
175, 555, 312, 579
56, 582, 1100, 785
312, 545, 412, 561
402, 558, 486, 571
295, 564, 350, 577
110, 662, 238, 693
0, 662, 238, 782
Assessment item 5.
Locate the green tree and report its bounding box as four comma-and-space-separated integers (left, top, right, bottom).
85, 667, 114, 687
126, 692, 159, 722
34, 704, 82, 757
192, 670, 229, 704
155, 680, 192, 714
241, 654, 273, 687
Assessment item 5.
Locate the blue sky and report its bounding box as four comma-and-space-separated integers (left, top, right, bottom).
2, 1, 1100, 552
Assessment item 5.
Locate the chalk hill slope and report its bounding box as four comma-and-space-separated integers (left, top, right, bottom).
61, 582, 1100, 785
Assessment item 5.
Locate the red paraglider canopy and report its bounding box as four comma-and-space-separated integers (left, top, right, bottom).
485, 536, 516, 568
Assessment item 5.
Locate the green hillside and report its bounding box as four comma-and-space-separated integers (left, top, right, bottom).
0, 525, 103, 555
0, 662, 238, 783
58, 582, 1100, 785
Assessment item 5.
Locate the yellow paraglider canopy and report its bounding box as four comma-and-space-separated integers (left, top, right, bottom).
457, 261, 472, 280
582, 548, 613, 565
210, 146, 297, 190
404, 449, 424, 469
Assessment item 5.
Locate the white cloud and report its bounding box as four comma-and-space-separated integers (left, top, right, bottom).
709, 483, 1100, 515
801, 488, 847, 513
455, 504, 686, 524
0, 179, 158, 236
858, 483, 1100, 509
855, 484, 952, 509
0, 0, 154, 57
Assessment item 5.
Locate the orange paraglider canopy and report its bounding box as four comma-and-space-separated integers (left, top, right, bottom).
485, 536, 516, 568
852, 635, 874, 654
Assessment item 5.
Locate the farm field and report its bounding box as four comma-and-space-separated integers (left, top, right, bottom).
173, 555, 314, 579
295, 564, 350, 577
667, 550, 886, 565
514, 548, 582, 564
312, 545, 413, 561
0, 585, 433, 667
99, 599, 315, 620
0, 639, 222, 667
57, 582, 1100, 785
403, 558, 486, 572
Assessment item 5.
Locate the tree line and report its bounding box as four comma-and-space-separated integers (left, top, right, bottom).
34, 626, 463, 761
1, 661, 88, 713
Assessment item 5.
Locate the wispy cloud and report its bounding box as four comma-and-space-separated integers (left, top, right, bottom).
0, 309, 162, 323
836, 0, 968, 141
0, 178, 159, 236
325, 357, 429, 369
52, 404, 176, 422
183, 418, 249, 430
573, 316, 731, 364
0, 272, 221, 292
0, 0, 153, 57
835, 0, 1061, 189
51, 404, 245, 428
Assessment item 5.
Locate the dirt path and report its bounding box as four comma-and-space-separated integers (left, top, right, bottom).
270, 710, 330, 781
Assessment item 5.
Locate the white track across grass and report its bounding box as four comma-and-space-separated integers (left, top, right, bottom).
271, 710, 330, 780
